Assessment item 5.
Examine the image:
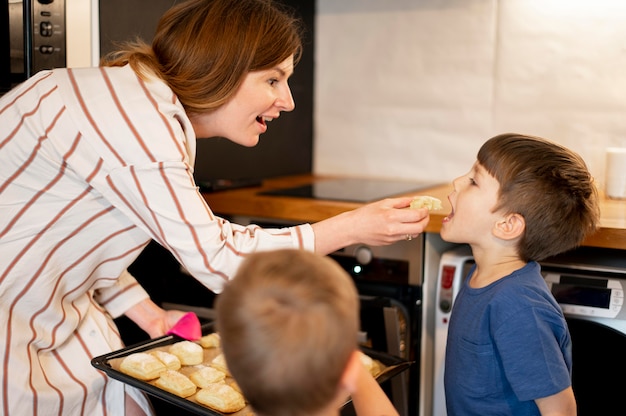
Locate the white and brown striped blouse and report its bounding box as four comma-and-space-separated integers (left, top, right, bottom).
0, 65, 313, 415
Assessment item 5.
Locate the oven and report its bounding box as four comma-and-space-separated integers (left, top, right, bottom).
1, 0, 66, 94
328, 238, 424, 416
430, 244, 626, 416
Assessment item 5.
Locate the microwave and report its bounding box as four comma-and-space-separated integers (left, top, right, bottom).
1, 0, 66, 94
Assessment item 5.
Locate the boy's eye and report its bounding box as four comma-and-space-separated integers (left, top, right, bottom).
268, 78, 278, 86
469, 178, 477, 185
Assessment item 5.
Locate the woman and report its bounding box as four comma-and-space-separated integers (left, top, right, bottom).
0, 0, 429, 414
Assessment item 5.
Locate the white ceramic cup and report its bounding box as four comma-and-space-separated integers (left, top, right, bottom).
605, 147, 626, 199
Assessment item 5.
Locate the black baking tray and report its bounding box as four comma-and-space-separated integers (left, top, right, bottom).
91, 322, 412, 416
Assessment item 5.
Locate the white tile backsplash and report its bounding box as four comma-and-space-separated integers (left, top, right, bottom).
315, 0, 626, 190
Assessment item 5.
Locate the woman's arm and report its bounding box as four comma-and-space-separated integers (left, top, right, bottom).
311, 197, 430, 255
124, 298, 187, 338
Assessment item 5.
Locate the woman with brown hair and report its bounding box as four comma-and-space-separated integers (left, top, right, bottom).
0, 0, 429, 414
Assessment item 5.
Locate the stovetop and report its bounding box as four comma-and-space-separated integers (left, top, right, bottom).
259, 177, 444, 202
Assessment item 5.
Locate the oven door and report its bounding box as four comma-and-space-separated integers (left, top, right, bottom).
351, 280, 421, 416
565, 315, 626, 415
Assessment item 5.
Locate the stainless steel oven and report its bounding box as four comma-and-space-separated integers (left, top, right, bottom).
328, 240, 423, 416
1, 0, 66, 94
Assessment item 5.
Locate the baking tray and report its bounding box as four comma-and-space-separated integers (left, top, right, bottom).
91, 322, 412, 415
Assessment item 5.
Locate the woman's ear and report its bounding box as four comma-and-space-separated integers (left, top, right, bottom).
493, 213, 525, 240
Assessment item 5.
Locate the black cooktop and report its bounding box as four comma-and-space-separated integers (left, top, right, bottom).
259, 178, 444, 203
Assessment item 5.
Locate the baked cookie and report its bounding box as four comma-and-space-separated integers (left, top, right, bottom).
195, 383, 246, 413
150, 350, 182, 371
189, 365, 226, 388
198, 332, 221, 349
210, 353, 230, 376
168, 340, 204, 365
154, 370, 197, 398
119, 352, 166, 381
409, 195, 442, 211
358, 351, 381, 377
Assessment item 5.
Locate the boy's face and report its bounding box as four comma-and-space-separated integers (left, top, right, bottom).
440, 162, 503, 246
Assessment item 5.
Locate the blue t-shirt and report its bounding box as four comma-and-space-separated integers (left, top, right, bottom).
444, 261, 572, 416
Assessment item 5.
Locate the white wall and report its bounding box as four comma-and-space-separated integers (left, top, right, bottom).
315, 0, 626, 192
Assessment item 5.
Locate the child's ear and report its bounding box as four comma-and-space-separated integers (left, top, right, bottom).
339, 351, 362, 394
493, 213, 525, 240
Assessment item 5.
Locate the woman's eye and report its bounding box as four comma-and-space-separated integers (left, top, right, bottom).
268, 78, 278, 86
469, 178, 477, 185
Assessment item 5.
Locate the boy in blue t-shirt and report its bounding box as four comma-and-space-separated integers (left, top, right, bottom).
441, 133, 599, 415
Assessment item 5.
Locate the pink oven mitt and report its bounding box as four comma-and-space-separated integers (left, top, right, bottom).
167, 312, 202, 341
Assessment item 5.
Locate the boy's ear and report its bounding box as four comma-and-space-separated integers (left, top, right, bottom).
493, 213, 525, 240
339, 351, 362, 394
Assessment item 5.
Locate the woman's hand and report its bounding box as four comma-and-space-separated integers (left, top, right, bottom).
312, 196, 430, 255
124, 298, 187, 339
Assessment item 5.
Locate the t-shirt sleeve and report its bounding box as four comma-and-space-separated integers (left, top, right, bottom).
493, 305, 572, 401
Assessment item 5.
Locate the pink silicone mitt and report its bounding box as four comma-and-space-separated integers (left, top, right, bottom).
166, 312, 202, 341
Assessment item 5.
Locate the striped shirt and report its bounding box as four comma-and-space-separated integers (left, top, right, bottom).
0, 65, 313, 415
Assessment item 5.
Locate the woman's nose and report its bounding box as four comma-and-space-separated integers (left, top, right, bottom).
277, 85, 295, 112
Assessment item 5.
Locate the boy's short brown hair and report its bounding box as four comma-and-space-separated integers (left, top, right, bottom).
478, 133, 600, 261
215, 249, 360, 416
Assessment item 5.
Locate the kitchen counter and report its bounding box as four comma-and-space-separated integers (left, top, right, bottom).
202, 174, 626, 251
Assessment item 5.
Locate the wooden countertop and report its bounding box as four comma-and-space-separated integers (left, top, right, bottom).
202, 174, 626, 251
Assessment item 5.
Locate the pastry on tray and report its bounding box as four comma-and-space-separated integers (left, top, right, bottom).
150, 350, 182, 371
119, 352, 166, 381
154, 370, 197, 398
188, 365, 226, 388
168, 340, 204, 365
199, 332, 221, 349
195, 382, 246, 413
210, 353, 230, 376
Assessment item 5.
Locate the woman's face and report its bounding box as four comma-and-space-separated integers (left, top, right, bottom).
189, 55, 296, 146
